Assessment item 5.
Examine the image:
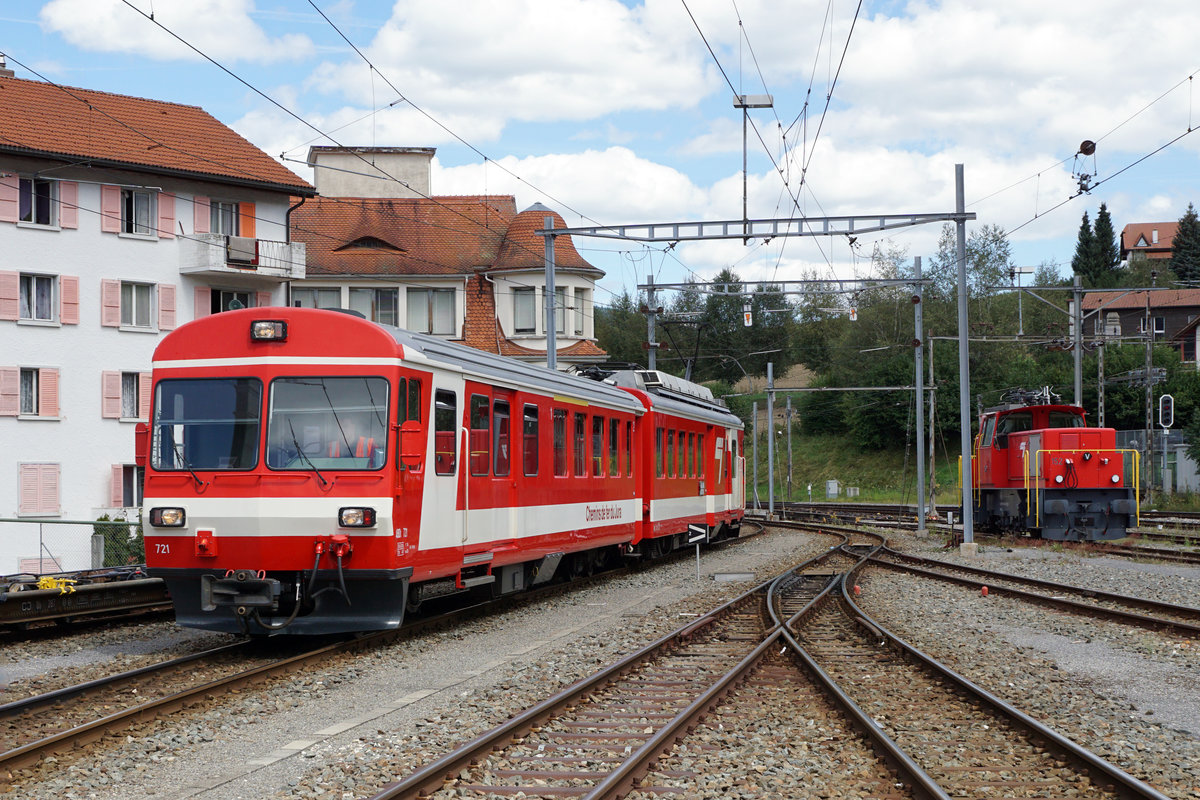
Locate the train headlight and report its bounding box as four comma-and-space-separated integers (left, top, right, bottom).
1054, 475, 1065, 484
1111, 475, 1120, 484
149, 507, 186, 527
250, 320, 287, 341
339, 507, 377, 527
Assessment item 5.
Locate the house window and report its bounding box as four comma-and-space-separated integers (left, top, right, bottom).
121, 189, 154, 235
350, 287, 399, 326
210, 201, 239, 236
18, 463, 61, 516
19, 274, 55, 321
19, 178, 56, 226
212, 289, 250, 314
546, 286, 566, 334
513, 287, 536, 334
407, 288, 454, 335
574, 288, 590, 336
292, 287, 341, 309
121, 282, 154, 327
120, 465, 145, 508
20, 368, 39, 415
1139, 316, 1166, 336
121, 372, 141, 419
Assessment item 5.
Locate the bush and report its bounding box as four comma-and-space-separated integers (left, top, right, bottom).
94, 514, 145, 566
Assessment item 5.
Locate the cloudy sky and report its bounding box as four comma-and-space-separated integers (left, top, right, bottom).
6, 0, 1199, 304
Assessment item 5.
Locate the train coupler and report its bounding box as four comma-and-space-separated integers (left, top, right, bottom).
200, 570, 281, 613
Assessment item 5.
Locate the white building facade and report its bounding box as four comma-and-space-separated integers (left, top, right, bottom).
1, 73, 313, 573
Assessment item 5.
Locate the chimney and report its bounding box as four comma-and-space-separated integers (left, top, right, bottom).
0, 53, 15, 79
307, 146, 435, 199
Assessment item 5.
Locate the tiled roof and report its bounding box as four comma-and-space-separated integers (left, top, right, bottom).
492, 203, 602, 276
1082, 288, 1200, 310
0, 75, 312, 193
1120, 222, 1178, 258
293, 196, 518, 276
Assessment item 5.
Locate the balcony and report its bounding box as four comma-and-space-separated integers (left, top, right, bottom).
180, 234, 306, 282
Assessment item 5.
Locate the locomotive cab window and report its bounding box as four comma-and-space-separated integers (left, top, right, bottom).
980, 416, 996, 448
995, 411, 1032, 447
434, 390, 457, 475
1047, 411, 1085, 428
152, 378, 262, 471
266, 377, 389, 470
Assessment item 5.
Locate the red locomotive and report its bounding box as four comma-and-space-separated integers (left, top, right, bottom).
139, 308, 744, 634
971, 388, 1138, 541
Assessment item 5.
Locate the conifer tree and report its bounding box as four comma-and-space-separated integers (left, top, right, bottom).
1070, 211, 1100, 284
1093, 203, 1120, 273
1171, 202, 1200, 283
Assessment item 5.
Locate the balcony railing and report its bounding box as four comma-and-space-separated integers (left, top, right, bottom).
180, 234, 306, 281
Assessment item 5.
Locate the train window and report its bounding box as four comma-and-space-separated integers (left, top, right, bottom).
267, 377, 389, 471
494, 400, 511, 476
655, 427, 664, 477
677, 431, 685, 477
434, 390, 457, 475
406, 379, 421, 422
667, 430, 676, 477
697, 434, 705, 478
523, 404, 539, 476
1047, 411, 1085, 428
996, 412, 1032, 436
553, 409, 568, 477
469, 395, 490, 476
688, 433, 696, 477
608, 418, 618, 476
625, 421, 633, 477
574, 412, 587, 477
153, 378, 262, 471
980, 416, 996, 448
592, 416, 604, 477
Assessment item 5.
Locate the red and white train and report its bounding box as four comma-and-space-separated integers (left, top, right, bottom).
140, 308, 744, 634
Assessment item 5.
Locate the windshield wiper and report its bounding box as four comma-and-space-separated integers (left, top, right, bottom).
167, 430, 208, 490
289, 419, 329, 487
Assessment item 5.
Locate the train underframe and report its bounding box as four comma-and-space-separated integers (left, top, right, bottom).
150, 520, 743, 635
973, 488, 1137, 542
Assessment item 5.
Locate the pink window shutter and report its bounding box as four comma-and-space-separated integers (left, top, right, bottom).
158, 283, 177, 330
100, 185, 122, 233
59, 182, 79, 229
256, 291, 272, 308
38, 368, 59, 418
194, 196, 210, 234
18, 464, 40, 514
0, 174, 18, 223
40, 464, 61, 515
111, 465, 125, 508
194, 286, 212, 319
101, 371, 122, 418
101, 279, 121, 326
60, 276, 80, 324
139, 373, 152, 420
0, 367, 19, 416
0, 270, 18, 320
157, 192, 175, 239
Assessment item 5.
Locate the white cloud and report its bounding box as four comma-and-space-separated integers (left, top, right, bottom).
40, 0, 314, 64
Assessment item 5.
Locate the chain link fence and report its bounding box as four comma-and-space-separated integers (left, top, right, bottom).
0, 516, 145, 576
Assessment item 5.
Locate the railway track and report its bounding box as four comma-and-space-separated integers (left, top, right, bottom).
364, 527, 1171, 800
0, 528, 767, 776
869, 548, 1200, 639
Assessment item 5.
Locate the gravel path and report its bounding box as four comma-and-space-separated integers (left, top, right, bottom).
6, 527, 1199, 800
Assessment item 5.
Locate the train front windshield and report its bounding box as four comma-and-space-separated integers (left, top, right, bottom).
267, 377, 390, 470
152, 378, 263, 470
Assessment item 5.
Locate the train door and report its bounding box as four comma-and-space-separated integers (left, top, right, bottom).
712, 433, 726, 517
492, 388, 517, 543
423, 382, 462, 552
394, 372, 425, 561
731, 432, 744, 510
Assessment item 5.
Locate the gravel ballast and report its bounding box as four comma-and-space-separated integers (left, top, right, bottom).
5, 527, 1199, 799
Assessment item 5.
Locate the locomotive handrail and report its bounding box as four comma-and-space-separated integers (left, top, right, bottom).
1031, 447, 1140, 529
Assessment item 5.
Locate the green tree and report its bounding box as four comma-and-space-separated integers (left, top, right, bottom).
593, 290, 646, 368
1171, 202, 1200, 282
1070, 211, 1101, 285
1092, 203, 1121, 285
927, 223, 1013, 299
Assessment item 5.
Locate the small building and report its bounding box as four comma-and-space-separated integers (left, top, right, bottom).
289, 146, 607, 369
1121, 222, 1178, 262
1081, 289, 1200, 349
0, 70, 313, 570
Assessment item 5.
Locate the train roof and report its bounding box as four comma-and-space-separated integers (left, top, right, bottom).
604, 370, 743, 429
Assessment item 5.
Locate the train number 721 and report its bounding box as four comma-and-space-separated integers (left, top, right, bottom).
155, 543, 170, 554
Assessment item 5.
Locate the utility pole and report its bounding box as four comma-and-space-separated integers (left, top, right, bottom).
954, 164, 975, 552
734, 94, 773, 243
543, 216, 558, 370
786, 396, 793, 502
646, 274, 657, 371
751, 401, 759, 511
1072, 274, 1083, 406
766, 362, 775, 517
914, 256, 927, 535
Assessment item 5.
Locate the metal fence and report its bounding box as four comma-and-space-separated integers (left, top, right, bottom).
0, 516, 144, 577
